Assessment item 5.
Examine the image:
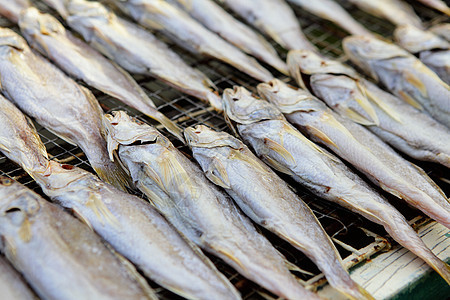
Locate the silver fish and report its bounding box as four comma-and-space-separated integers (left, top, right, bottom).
343, 35, 450, 127
416, 0, 450, 16
17, 7, 183, 142
0, 177, 157, 300
0, 0, 29, 23
287, 50, 450, 169
287, 0, 373, 35
185, 124, 370, 300
395, 24, 450, 84
0, 95, 241, 300
430, 23, 450, 42
347, 0, 423, 28
220, 0, 316, 51
222, 86, 450, 285
43, 0, 223, 111
0, 256, 37, 300
167, 0, 288, 75
104, 111, 318, 300
0, 28, 130, 190
112, 0, 274, 82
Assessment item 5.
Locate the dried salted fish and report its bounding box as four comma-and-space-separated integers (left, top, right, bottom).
0, 256, 36, 300
0, 0, 30, 23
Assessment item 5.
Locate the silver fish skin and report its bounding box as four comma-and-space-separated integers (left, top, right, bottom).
44, 0, 223, 112
0, 0, 30, 23
104, 111, 317, 300
0, 177, 157, 300
18, 7, 183, 142
394, 24, 450, 84
258, 79, 450, 231
113, 0, 274, 82
223, 87, 450, 285
185, 124, 370, 299
287, 49, 450, 168
0, 94, 238, 300
416, 0, 450, 16
347, 0, 423, 28
167, 0, 288, 75
287, 0, 373, 36
430, 23, 450, 42
220, 0, 316, 51
0, 256, 37, 300
343, 35, 450, 127
0, 28, 130, 190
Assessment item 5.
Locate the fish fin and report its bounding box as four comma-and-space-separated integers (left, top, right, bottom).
18, 218, 31, 243
410, 163, 448, 200
361, 84, 403, 123
263, 137, 296, 166
72, 207, 93, 230
230, 149, 267, 173
403, 70, 428, 98
215, 247, 247, 272
205, 158, 231, 189
379, 182, 404, 199
85, 191, 119, 229
3, 236, 17, 259
92, 160, 132, 191
262, 155, 294, 176
305, 125, 338, 149
353, 81, 380, 125
142, 164, 168, 194
397, 91, 423, 110
284, 258, 314, 276
105, 243, 158, 300
343, 107, 378, 125
153, 113, 184, 143
25, 116, 49, 160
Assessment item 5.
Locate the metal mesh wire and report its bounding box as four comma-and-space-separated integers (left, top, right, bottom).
0, 0, 449, 299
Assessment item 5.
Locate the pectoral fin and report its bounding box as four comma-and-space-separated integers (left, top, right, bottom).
216, 247, 247, 272
205, 158, 231, 189
230, 149, 267, 173
262, 155, 294, 176
72, 207, 93, 230
305, 125, 338, 149
18, 218, 31, 243
404, 70, 428, 97
86, 192, 119, 229
397, 90, 423, 110
263, 137, 296, 165
362, 85, 403, 123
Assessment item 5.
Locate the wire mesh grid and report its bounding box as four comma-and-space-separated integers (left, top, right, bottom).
0, 0, 448, 299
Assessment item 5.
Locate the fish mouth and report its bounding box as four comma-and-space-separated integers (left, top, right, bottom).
183, 125, 203, 147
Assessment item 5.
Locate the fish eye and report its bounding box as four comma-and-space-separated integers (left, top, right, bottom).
61, 164, 74, 170
0, 178, 12, 186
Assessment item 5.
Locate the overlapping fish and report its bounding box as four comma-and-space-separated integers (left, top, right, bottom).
15, 7, 183, 141
343, 35, 450, 127
394, 24, 450, 84
0, 93, 241, 300
287, 50, 450, 168
416, 0, 450, 16
220, 0, 317, 51
431, 23, 450, 41
167, 0, 288, 74
0, 177, 157, 300
287, 0, 373, 35
0, 28, 130, 190
347, 0, 423, 28
258, 78, 450, 229
42, 0, 223, 111
104, 111, 319, 300
222, 87, 450, 284
111, 0, 274, 82
0, 256, 36, 300
0, 0, 29, 23
185, 124, 370, 300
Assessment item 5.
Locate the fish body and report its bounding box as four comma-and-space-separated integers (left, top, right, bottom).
113, 0, 274, 82
343, 35, 450, 127
431, 23, 450, 42
395, 24, 450, 84
347, 0, 423, 28
104, 111, 317, 300
220, 0, 316, 51
416, 0, 450, 16
185, 124, 369, 299
18, 7, 183, 141
287, 0, 373, 35
0, 0, 30, 23
44, 0, 222, 111
168, 0, 288, 74
223, 87, 450, 285
0, 256, 36, 300
287, 50, 450, 168
0, 28, 130, 190
0, 177, 156, 300
258, 78, 450, 229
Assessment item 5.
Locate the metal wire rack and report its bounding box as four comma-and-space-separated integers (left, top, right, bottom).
0, 1, 448, 299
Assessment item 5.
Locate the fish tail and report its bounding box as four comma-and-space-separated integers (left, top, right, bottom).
92, 159, 132, 191
206, 91, 223, 112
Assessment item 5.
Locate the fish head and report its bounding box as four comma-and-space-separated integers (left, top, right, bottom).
184, 125, 242, 150
257, 79, 324, 114
67, 0, 110, 22
0, 28, 28, 56
0, 177, 40, 242
394, 24, 450, 53
287, 50, 358, 89
222, 86, 284, 125
19, 8, 65, 41
343, 35, 408, 80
